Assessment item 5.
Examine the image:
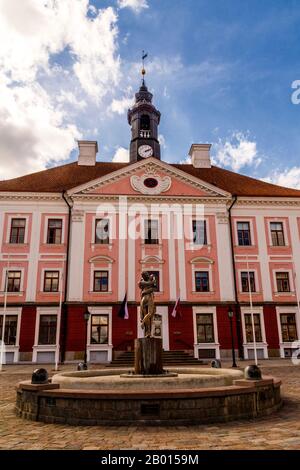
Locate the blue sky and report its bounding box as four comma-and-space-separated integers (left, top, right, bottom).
1, 0, 300, 187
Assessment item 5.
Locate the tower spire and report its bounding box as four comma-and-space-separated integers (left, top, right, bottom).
141, 50, 148, 86
127, 52, 161, 163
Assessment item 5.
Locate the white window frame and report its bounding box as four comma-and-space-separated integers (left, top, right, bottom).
192, 306, 220, 359
91, 215, 114, 246
142, 215, 161, 244
190, 217, 210, 247
6, 214, 30, 244
238, 268, 260, 294
276, 306, 300, 358
43, 216, 65, 245
32, 307, 59, 362
40, 267, 63, 294
241, 306, 268, 359
0, 307, 21, 363
1, 267, 25, 295
234, 219, 255, 247
90, 262, 112, 294
87, 306, 113, 362
273, 269, 295, 296
192, 261, 214, 294
268, 219, 289, 247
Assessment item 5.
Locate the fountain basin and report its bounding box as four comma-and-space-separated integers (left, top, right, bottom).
16, 367, 282, 426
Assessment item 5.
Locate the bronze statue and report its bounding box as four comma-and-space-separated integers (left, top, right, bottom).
139, 271, 156, 337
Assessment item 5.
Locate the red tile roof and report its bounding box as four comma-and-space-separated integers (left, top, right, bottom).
0, 160, 300, 198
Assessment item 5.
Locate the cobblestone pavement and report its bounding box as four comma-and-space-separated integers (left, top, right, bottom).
0, 361, 300, 450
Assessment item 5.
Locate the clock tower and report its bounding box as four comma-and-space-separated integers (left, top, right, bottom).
128, 68, 161, 163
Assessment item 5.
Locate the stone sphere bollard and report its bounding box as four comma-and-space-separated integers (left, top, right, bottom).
31, 368, 49, 384
77, 362, 88, 371
211, 359, 222, 368
244, 364, 262, 380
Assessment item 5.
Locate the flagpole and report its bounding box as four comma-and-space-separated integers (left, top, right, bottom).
54, 270, 63, 371
0, 256, 10, 372
246, 254, 258, 365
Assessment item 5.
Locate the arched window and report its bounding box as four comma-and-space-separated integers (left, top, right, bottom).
140, 114, 150, 130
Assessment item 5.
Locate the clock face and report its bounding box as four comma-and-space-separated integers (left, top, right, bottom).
138, 144, 153, 158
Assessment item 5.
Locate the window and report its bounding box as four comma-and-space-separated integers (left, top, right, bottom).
38, 315, 57, 345
241, 272, 256, 292
195, 271, 209, 292
47, 219, 62, 244
244, 314, 262, 342
237, 222, 251, 246
144, 219, 159, 244
276, 272, 290, 292
0, 315, 18, 345
6, 271, 21, 292
270, 222, 285, 246
9, 218, 26, 244
280, 314, 298, 342
91, 314, 109, 344
147, 271, 160, 292
192, 220, 207, 245
196, 314, 214, 343
43, 271, 59, 292
140, 114, 150, 130
93, 271, 109, 292
95, 219, 109, 244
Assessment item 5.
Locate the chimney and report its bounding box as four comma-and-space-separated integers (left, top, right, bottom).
78, 141, 98, 166
189, 144, 212, 168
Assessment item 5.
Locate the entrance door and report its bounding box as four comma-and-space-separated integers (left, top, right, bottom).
137, 306, 169, 350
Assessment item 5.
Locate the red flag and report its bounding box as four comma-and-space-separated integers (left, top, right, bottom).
171, 296, 181, 318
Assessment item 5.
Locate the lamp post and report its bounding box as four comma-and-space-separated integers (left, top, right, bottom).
228, 308, 237, 368
83, 310, 90, 368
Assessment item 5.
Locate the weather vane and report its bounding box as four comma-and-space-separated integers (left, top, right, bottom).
141, 50, 148, 83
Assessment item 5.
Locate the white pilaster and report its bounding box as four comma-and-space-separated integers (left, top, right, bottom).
118, 197, 127, 300
215, 212, 235, 301
256, 214, 272, 301
26, 210, 41, 301
176, 212, 186, 300
68, 209, 85, 301
168, 212, 177, 300
127, 214, 135, 301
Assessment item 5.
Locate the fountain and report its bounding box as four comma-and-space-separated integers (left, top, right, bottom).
16, 272, 282, 425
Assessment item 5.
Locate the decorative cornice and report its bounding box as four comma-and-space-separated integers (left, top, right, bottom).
235, 198, 300, 207
89, 255, 114, 264
67, 158, 230, 198
216, 212, 229, 224
190, 256, 214, 264
71, 209, 84, 222
130, 168, 171, 195
70, 194, 231, 205
0, 192, 62, 202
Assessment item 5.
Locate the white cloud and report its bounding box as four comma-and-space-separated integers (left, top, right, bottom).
0, 1, 120, 101
0, 79, 81, 180
109, 95, 134, 114
118, 0, 149, 14
213, 132, 261, 172
263, 167, 300, 189
158, 134, 166, 149
0, 0, 121, 179
112, 147, 129, 162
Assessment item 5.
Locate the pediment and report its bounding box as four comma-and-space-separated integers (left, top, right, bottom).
68, 158, 230, 198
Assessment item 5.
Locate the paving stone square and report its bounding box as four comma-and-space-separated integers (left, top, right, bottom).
0, 361, 300, 450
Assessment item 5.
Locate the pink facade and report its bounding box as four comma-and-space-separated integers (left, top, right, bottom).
1, 81, 300, 364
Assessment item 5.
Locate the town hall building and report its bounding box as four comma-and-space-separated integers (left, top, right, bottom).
1, 75, 300, 364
